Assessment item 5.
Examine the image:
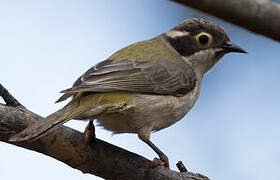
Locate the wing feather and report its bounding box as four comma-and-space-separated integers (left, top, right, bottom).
57, 59, 196, 102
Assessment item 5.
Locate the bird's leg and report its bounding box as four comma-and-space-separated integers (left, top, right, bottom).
146, 140, 170, 168
138, 131, 170, 168
84, 120, 96, 145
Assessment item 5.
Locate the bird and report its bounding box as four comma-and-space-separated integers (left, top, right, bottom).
9, 18, 246, 168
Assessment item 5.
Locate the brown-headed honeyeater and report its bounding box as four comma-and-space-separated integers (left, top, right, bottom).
10, 18, 246, 167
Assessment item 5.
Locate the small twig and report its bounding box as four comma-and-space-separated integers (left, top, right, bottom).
176, 161, 188, 172
176, 161, 210, 180
0, 83, 22, 107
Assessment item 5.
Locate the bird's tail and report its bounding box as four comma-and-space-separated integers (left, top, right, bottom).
9, 107, 74, 142
9, 94, 103, 142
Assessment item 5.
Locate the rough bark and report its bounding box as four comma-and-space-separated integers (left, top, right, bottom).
0, 84, 209, 180
171, 0, 280, 42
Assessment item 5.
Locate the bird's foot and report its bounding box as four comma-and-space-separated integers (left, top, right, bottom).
149, 157, 170, 168
83, 120, 96, 145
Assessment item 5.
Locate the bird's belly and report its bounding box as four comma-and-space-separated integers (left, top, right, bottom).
96, 86, 200, 134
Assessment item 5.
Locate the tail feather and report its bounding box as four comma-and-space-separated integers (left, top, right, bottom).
9, 93, 105, 142
9, 106, 73, 142
9, 93, 116, 142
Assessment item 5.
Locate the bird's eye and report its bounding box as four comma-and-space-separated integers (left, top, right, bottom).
194, 32, 213, 46
199, 35, 209, 44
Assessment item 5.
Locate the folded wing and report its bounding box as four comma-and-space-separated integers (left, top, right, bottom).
57, 59, 196, 102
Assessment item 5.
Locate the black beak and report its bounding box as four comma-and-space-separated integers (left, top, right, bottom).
222, 42, 247, 53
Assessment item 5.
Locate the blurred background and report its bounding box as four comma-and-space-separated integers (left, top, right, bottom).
0, 0, 279, 180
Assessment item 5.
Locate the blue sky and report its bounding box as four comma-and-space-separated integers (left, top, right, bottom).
1, 1, 279, 180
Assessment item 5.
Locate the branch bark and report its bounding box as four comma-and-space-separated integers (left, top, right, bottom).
171, 0, 280, 42
0, 84, 209, 180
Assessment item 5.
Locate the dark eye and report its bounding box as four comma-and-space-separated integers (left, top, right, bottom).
199, 35, 209, 44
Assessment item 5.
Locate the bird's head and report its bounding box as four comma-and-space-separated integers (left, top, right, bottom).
163, 18, 246, 76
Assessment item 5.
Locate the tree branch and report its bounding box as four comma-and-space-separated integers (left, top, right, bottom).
171, 0, 280, 42
0, 83, 22, 107
0, 84, 209, 180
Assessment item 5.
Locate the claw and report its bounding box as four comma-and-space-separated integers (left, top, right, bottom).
149, 158, 170, 168
159, 154, 170, 168
163, 160, 170, 168
83, 120, 95, 145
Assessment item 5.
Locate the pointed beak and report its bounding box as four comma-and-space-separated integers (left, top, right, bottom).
222, 41, 247, 53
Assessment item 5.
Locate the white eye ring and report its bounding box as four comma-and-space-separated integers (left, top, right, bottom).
194, 32, 213, 47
